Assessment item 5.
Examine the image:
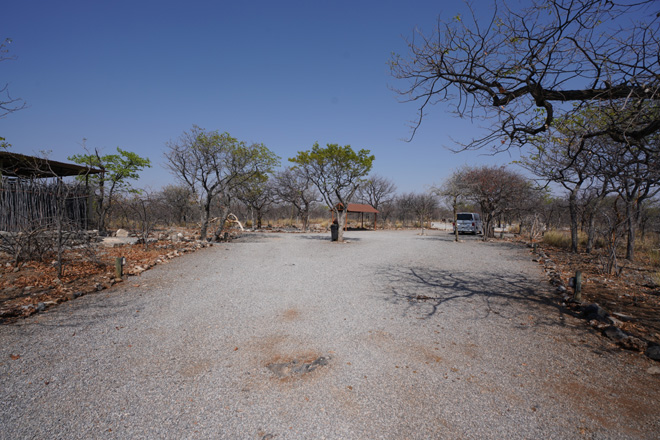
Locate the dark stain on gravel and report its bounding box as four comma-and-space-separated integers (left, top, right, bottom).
266, 355, 331, 378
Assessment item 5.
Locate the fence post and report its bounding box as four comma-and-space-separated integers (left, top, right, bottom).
573, 270, 582, 302
115, 257, 124, 279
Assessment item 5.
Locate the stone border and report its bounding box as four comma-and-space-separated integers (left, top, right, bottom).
0, 240, 214, 323
529, 243, 659, 362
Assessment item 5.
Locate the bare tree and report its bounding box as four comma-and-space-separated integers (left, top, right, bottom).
390, 0, 660, 149
601, 137, 660, 260
272, 167, 319, 231
1, 38, 26, 120
236, 175, 276, 229
436, 168, 472, 241
165, 125, 279, 240
409, 192, 438, 235
520, 122, 607, 252
357, 175, 397, 211
122, 189, 161, 249
158, 184, 195, 226
392, 193, 415, 228
457, 166, 532, 239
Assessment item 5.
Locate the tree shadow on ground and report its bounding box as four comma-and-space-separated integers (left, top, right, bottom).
416, 233, 497, 243
3, 294, 136, 329
298, 235, 362, 242
379, 265, 578, 330
232, 233, 277, 243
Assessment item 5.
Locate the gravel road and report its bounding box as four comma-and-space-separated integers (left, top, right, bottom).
1, 230, 658, 439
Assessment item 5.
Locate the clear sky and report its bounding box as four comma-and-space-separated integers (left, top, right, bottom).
1, 0, 521, 194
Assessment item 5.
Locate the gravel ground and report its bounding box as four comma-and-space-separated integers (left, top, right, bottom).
1, 230, 659, 439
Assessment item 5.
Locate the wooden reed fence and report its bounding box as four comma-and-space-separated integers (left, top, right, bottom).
0, 176, 92, 232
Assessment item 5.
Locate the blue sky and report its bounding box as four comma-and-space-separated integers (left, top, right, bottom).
1, 0, 519, 194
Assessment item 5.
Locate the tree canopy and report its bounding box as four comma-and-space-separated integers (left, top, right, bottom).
1, 38, 25, 120
290, 143, 374, 241
69, 147, 151, 232
165, 125, 279, 240
390, 0, 660, 150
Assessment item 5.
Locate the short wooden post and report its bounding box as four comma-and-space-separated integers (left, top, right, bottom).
115, 257, 123, 279
573, 270, 582, 302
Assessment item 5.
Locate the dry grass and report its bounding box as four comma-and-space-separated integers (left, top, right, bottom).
542, 229, 607, 250
542, 230, 575, 249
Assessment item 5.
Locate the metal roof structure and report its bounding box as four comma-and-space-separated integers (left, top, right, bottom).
0, 151, 102, 178
333, 203, 380, 229
343, 203, 379, 214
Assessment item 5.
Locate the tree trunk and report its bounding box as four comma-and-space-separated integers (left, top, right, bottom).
199, 200, 211, 241
625, 200, 635, 261
302, 206, 309, 232
586, 211, 596, 254
453, 196, 459, 242
213, 204, 231, 241
337, 209, 347, 242
568, 189, 579, 253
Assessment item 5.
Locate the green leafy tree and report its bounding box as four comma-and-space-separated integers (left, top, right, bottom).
69, 147, 151, 232
290, 143, 374, 242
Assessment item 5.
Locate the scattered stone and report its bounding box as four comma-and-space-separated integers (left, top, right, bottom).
607, 316, 625, 328
603, 326, 627, 342
95, 283, 104, 291
116, 229, 130, 238
620, 336, 647, 352
646, 345, 660, 361
36, 302, 46, 312
611, 312, 634, 322
589, 319, 610, 330
583, 303, 609, 322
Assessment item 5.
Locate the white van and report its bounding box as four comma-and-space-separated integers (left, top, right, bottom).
454, 212, 483, 235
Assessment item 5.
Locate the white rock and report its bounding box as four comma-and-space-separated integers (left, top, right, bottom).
647, 366, 660, 375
